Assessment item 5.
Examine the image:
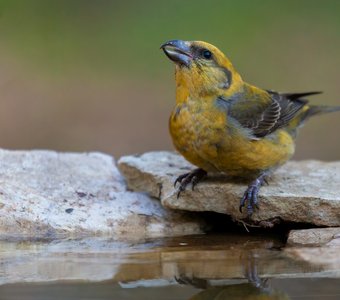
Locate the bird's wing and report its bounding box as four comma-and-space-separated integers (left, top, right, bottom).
223, 89, 317, 138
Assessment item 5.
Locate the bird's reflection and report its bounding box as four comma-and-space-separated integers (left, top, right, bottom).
176, 252, 290, 300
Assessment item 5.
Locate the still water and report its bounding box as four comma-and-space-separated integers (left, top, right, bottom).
0, 234, 339, 300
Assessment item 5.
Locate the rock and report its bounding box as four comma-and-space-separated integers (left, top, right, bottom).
0, 149, 205, 239
288, 247, 340, 270
287, 228, 340, 246
118, 151, 340, 226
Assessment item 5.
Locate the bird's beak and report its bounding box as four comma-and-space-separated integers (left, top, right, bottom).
160, 40, 192, 67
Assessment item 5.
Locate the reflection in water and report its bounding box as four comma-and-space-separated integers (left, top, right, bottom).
177, 252, 290, 300
187, 284, 288, 300
0, 234, 339, 299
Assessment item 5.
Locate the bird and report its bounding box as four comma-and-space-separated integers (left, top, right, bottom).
160, 39, 340, 216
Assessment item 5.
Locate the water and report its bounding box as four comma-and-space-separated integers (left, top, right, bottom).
0, 234, 339, 299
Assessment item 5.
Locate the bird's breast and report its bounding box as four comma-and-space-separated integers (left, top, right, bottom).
169, 101, 229, 171
169, 100, 295, 176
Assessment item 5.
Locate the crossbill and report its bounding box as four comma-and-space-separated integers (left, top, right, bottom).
161, 39, 340, 215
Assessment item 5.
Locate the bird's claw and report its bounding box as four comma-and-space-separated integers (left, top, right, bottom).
239, 184, 260, 215
239, 176, 266, 215
174, 173, 189, 188
174, 168, 207, 198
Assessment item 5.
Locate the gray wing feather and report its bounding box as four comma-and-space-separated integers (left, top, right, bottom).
220, 90, 309, 138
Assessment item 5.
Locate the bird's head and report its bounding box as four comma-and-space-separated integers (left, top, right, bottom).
161, 40, 243, 99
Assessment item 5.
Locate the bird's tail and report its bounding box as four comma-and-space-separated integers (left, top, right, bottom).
287, 104, 340, 135
303, 104, 340, 121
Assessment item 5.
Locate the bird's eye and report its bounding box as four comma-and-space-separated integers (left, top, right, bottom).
202, 49, 212, 59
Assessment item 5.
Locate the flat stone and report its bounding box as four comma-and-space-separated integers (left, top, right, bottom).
0, 149, 205, 239
287, 228, 340, 246
118, 151, 340, 226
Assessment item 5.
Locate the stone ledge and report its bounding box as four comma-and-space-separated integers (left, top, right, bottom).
0, 149, 205, 240
287, 228, 340, 246
118, 151, 340, 226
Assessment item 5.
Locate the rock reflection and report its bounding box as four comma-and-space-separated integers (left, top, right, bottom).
114, 235, 319, 284
0, 234, 337, 286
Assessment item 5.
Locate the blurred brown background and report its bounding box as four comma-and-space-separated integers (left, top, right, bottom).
0, 0, 339, 160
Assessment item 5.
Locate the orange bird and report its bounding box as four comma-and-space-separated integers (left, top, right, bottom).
161, 39, 340, 215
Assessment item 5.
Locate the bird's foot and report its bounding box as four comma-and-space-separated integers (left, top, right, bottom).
174, 168, 207, 198
239, 174, 267, 216
244, 253, 269, 290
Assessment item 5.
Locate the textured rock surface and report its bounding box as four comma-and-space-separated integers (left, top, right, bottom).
118, 151, 340, 226
0, 149, 205, 239
287, 228, 340, 246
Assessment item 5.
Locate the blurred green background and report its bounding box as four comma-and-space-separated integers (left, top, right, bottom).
0, 0, 339, 160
